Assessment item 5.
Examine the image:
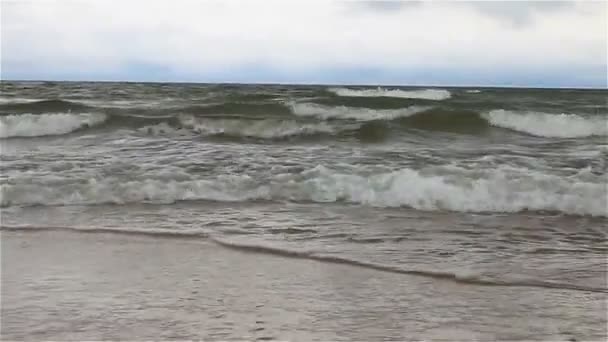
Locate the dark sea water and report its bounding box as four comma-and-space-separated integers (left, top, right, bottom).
1, 81, 607, 340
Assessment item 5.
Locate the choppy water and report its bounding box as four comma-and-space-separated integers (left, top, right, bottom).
1, 81, 607, 339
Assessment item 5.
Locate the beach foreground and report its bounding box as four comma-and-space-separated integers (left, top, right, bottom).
2, 229, 605, 341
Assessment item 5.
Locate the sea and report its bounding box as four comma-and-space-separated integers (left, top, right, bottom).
1, 81, 606, 340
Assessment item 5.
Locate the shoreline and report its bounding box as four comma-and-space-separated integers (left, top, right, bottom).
2, 229, 606, 341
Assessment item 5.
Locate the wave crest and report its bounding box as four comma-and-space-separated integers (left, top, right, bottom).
483, 110, 607, 138
2, 164, 604, 216
0, 113, 107, 138
329, 87, 451, 100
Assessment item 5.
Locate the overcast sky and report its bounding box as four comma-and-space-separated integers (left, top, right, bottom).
1, 0, 606, 87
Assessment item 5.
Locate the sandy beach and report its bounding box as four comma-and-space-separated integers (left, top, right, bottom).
2, 228, 605, 341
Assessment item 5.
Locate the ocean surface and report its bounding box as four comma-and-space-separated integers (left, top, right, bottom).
1, 81, 607, 340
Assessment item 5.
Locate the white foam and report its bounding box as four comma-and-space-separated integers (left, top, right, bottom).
466, 90, 482, 93
177, 115, 339, 139
329, 87, 451, 100
293, 165, 606, 216
290, 102, 429, 121
0, 113, 107, 138
483, 109, 607, 138
2, 164, 605, 216
0, 176, 259, 207
0, 98, 44, 104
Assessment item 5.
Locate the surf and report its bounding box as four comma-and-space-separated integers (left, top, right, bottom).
0, 112, 107, 138
2, 164, 604, 217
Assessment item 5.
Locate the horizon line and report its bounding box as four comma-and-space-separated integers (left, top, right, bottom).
1, 78, 606, 91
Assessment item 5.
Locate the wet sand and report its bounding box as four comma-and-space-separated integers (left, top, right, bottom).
2, 229, 605, 341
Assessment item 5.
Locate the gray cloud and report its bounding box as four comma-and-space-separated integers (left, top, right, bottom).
349, 1, 579, 26
343, 0, 420, 14
462, 1, 576, 26
359, 0, 417, 11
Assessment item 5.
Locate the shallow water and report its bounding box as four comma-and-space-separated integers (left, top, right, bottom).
2, 229, 606, 341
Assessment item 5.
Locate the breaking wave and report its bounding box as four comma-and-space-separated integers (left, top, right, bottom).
2, 164, 605, 216
141, 115, 345, 139
289, 102, 430, 121
2, 108, 604, 140
0, 112, 108, 138
329, 87, 451, 100
483, 110, 607, 138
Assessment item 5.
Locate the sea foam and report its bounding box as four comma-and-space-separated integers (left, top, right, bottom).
329, 87, 451, 100
289, 102, 429, 121
2, 164, 605, 216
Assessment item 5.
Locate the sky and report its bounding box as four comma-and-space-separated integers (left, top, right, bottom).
1, 0, 606, 88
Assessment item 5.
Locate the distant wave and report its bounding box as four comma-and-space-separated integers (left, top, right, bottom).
0, 97, 45, 104
0, 97, 295, 115
329, 87, 451, 100
140, 121, 342, 140
483, 109, 608, 138
0, 112, 107, 138
466, 90, 482, 93
0, 112, 358, 141
140, 117, 392, 142
173, 115, 346, 139
2, 164, 605, 216
0, 99, 91, 113
183, 117, 338, 139
289, 102, 430, 121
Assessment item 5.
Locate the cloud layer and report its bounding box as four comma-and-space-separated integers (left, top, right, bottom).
2, 0, 606, 87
